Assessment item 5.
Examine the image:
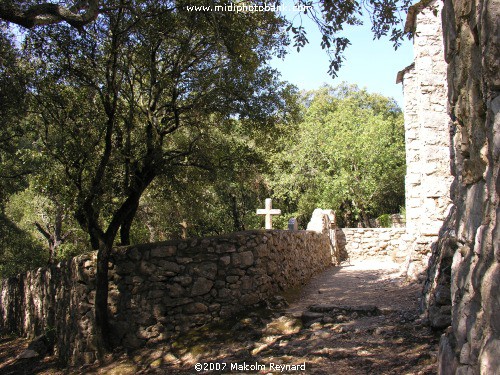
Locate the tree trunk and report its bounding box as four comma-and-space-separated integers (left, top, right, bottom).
360, 210, 371, 228
89, 230, 100, 250
0, 0, 99, 29
47, 241, 55, 264
94, 236, 112, 353
93, 188, 149, 353
230, 195, 244, 231
119, 201, 138, 246
75, 168, 154, 356
35, 210, 64, 264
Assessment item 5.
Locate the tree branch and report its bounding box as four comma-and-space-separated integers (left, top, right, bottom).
0, 0, 99, 29
34, 222, 52, 241
0, 170, 33, 179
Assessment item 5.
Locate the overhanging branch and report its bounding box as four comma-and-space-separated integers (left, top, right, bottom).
0, 0, 99, 29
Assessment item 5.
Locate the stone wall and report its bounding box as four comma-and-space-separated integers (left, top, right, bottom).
398, 0, 454, 279
306, 210, 409, 265
0, 230, 331, 365
335, 228, 408, 262
422, 0, 500, 373
0, 255, 98, 365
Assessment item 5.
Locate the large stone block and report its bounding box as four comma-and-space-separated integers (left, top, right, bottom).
438, 332, 459, 375
239, 251, 254, 268
189, 262, 217, 280
190, 278, 213, 296
151, 246, 176, 258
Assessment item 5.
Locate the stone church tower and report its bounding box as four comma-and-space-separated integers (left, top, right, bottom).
397, 0, 453, 278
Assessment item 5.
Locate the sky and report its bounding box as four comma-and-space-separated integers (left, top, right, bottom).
270, 12, 414, 107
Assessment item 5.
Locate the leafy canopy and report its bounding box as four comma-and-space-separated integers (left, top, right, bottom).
0, 0, 415, 76
270, 84, 405, 227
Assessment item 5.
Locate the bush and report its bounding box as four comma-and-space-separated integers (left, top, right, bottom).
377, 214, 392, 228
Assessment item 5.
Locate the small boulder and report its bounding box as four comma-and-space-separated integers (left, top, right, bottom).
301, 311, 324, 324
17, 349, 39, 359
17, 334, 53, 360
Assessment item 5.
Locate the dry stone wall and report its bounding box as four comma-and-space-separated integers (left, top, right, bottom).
306, 210, 409, 265
422, 0, 500, 374
0, 230, 331, 365
0, 255, 98, 365
335, 228, 408, 262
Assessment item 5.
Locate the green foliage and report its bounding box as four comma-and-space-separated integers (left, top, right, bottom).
4, 185, 89, 263
400, 205, 407, 222
128, 97, 301, 240
0, 213, 46, 278
270, 84, 406, 227
1, 1, 415, 78
0, 2, 296, 277
16, 0, 291, 249
0, 26, 32, 207
377, 214, 392, 228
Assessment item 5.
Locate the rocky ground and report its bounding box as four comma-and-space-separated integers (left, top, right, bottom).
0, 258, 440, 374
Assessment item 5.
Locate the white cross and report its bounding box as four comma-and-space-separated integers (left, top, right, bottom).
256, 198, 281, 229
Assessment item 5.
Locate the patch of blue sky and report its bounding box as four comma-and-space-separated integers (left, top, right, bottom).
271, 7, 414, 107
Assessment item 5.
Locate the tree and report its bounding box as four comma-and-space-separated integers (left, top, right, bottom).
0, 26, 31, 208
271, 84, 405, 227
23, 0, 290, 350
0, 0, 416, 76
122, 121, 276, 242
132, 94, 300, 240
5, 184, 88, 264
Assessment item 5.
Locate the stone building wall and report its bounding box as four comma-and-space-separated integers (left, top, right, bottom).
0, 230, 331, 365
422, 0, 500, 373
398, 0, 454, 280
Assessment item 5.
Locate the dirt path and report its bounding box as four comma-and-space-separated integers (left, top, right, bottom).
285, 258, 421, 314
0, 258, 440, 374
